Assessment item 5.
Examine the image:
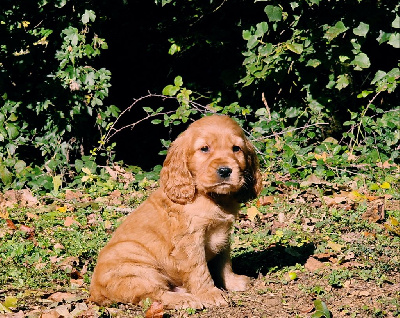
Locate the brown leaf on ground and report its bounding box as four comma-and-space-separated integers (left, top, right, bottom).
26, 212, 38, 219
6, 219, 16, 230
386, 199, 400, 211
105, 165, 134, 188
362, 198, 385, 223
109, 189, 122, 197
2, 189, 38, 207
0, 311, 25, 318
340, 261, 367, 268
270, 220, 286, 234
300, 174, 331, 187
40, 310, 62, 318
70, 278, 84, 288
247, 206, 261, 222
19, 224, 34, 234
304, 257, 325, 272
257, 195, 275, 206
64, 216, 81, 227
313, 252, 335, 260
47, 292, 77, 302
145, 302, 164, 318
65, 190, 84, 201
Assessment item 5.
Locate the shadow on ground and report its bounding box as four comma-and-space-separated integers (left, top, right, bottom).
232, 243, 315, 278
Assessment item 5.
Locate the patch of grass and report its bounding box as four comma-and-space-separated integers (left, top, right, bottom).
0, 203, 127, 290
0, 168, 399, 316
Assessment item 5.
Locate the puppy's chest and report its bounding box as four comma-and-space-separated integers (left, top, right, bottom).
204, 219, 232, 259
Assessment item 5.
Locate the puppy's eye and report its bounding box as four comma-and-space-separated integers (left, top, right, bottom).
200, 146, 210, 153
232, 145, 241, 153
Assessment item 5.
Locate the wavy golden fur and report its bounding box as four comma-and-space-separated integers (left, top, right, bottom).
89, 115, 262, 309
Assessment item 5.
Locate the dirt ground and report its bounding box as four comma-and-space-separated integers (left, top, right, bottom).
1, 268, 399, 318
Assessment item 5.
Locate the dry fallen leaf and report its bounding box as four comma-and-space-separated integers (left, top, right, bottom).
258, 195, 275, 206
65, 189, 84, 201
41, 310, 61, 318
6, 219, 17, 230
247, 206, 261, 222
313, 252, 335, 260
304, 257, 325, 272
362, 199, 385, 223
53, 243, 64, 250
64, 216, 81, 227
327, 241, 345, 252
145, 301, 164, 318
26, 212, 38, 219
47, 292, 76, 302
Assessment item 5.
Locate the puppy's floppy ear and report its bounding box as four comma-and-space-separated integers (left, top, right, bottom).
160, 133, 196, 204
236, 138, 263, 203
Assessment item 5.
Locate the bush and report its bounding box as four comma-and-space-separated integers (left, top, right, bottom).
0, 1, 118, 189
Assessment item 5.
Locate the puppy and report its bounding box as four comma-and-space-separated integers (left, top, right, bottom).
89, 114, 262, 309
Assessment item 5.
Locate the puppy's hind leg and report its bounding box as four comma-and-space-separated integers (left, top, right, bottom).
90, 263, 169, 305
90, 264, 203, 309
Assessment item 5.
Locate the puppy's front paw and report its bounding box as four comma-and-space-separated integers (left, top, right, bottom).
224, 273, 250, 291
161, 291, 203, 309
197, 287, 228, 307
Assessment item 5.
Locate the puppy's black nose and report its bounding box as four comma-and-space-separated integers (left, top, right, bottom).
217, 166, 232, 178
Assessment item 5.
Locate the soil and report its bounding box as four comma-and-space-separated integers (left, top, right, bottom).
1, 265, 399, 318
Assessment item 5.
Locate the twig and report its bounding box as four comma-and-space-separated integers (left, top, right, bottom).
102, 93, 175, 146
252, 122, 328, 141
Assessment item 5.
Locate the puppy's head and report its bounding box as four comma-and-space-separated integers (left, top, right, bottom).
160, 115, 262, 204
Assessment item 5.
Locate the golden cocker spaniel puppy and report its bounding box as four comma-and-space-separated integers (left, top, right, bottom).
89, 114, 262, 309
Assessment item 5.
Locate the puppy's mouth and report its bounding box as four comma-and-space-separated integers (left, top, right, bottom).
206, 180, 242, 194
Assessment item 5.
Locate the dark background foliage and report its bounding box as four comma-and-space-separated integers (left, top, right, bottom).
0, 0, 399, 190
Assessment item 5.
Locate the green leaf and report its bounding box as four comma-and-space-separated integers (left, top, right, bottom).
82, 10, 96, 24
8, 113, 18, 121
357, 90, 373, 98
143, 107, 153, 113
324, 21, 347, 41
247, 35, 258, 49
369, 183, 380, 190
75, 159, 84, 172
388, 33, 400, 48
335, 74, 350, 90
85, 44, 95, 56
351, 53, 371, 70
162, 85, 179, 96
14, 160, 26, 174
255, 22, 268, 37
242, 29, 252, 40
377, 31, 391, 44
53, 175, 62, 192
353, 22, 369, 37
392, 15, 400, 29
371, 70, 387, 84
174, 76, 183, 87
63, 27, 79, 46
0, 165, 12, 185
287, 42, 303, 54
6, 123, 19, 139
285, 107, 300, 118
306, 59, 321, 68
264, 5, 282, 22
259, 43, 273, 56
312, 298, 331, 318
168, 43, 180, 55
